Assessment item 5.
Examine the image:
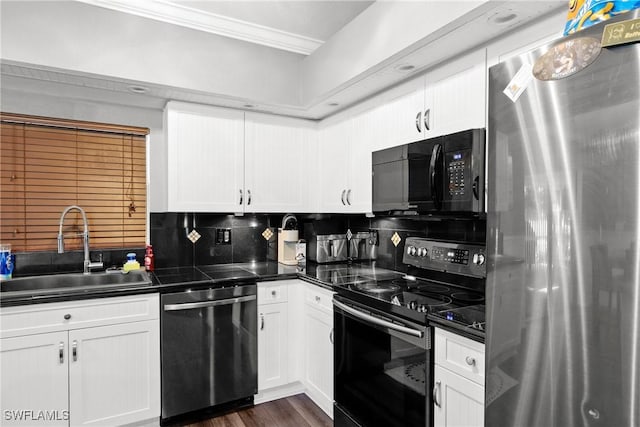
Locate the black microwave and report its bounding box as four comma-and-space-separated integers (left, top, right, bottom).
372, 128, 485, 214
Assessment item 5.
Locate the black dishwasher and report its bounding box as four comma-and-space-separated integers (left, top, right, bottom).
157, 267, 257, 423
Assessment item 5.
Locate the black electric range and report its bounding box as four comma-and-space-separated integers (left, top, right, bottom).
333, 237, 487, 334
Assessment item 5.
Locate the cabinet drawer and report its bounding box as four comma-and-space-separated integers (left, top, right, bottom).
1, 293, 159, 338
258, 282, 288, 304
304, 283, 334, 312
435, 327, 485, 386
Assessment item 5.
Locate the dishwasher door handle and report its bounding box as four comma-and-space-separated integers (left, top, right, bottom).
163, 295, 256, 311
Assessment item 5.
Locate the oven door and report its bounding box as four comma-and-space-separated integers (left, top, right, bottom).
333, 296, 432, 427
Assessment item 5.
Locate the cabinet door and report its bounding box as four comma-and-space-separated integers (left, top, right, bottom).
68, 320, 160, 426
430, 55, 486, 137
166, 102, 245, 212
245, 114, 315, 213
434, 365, 484, 427
304, 305, 333, 417
346, 112, 374, 214
318, 120, 351, 212
258, 302, 289, 391
0, 332, 69, 426
382, 79, 427, 147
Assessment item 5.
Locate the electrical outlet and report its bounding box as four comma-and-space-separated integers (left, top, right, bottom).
216, 228, 232, 245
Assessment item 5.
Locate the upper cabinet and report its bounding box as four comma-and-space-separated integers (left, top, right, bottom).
317, 116, 372, 214
165, 102, 317, 213
166, 102, 245, 212
429, 54, 486, 137
245, 113, 317, 213
375, 49, 487, 152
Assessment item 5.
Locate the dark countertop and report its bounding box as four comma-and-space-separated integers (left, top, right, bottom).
0, 261, 486, 342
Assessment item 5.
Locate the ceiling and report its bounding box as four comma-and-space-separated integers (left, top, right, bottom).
0, 1, 567, 120
178, 1, 375, 42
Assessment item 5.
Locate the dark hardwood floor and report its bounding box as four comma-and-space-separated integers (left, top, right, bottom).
184, 394, 332, 427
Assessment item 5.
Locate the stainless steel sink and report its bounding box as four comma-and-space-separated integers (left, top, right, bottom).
0, 270, 151, 295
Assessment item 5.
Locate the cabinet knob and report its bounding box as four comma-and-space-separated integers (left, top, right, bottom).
64, 314, 71, 320
315, 296, 321, 303
271, 290, 276, 297
465, 356, 476, 366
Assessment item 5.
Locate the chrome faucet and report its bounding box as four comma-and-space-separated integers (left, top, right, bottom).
57, 205, 103, 274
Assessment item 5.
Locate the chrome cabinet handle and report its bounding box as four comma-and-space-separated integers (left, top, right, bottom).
59, 342, 64, 364
346, 189, 352, 205
341, 189, 346, 205
465, 356, 476, 366
415, 111, 422, 132
72, 340, 78, 362
247, 189, 252, 205
239, 189, 243, 205
433, 381, 442, 408
260, 314, 264, 331
330, 328, 334, 344
64, 313, 71, 320
424, 109, 430, 131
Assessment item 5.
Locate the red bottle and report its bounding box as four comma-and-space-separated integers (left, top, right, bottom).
144, 245, 155, 272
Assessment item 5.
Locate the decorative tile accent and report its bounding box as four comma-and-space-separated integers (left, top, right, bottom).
346, 229, 353, 240
187, 229, 201, 243
262, 228, 274, 240
391, 232, 402, 247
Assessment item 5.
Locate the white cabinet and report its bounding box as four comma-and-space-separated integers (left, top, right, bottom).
256, 280, 305, 403
166, 101, 245, 212
1, 332, 69, 426
430, 59, 486, 137
257, 282, 290, 391
433, 327, 485, 427
317, 115, 372, 213
303, 283, 334, 418
0, 294, 160, 427
165, 102, 317, 213
245, 113, 317, 213
378, 49, 487, 150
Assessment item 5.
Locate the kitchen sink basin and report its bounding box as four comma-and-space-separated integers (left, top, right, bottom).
0, 270, 151, 294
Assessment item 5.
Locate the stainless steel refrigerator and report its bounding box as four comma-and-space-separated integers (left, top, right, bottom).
486, 10, 640, 427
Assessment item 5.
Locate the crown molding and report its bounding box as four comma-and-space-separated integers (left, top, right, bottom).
75, 0, 323, 55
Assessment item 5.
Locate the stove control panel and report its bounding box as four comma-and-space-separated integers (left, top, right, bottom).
403, 237, 486, 278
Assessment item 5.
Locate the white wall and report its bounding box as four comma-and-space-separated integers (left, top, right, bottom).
0, 1, 303, 107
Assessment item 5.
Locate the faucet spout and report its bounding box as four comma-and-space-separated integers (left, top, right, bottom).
57, 205, 103, 274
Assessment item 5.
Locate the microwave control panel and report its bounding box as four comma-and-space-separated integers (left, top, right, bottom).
403, 237, 486, 278
446, 150, 469, 197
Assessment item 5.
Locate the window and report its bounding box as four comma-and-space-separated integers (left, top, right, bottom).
1, 113, 148, 252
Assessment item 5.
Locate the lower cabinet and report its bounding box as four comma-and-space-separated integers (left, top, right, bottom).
303, 283, 334, 418
256, 280, 334, 419
0, 294, 160, 427
433, 327, 485, 427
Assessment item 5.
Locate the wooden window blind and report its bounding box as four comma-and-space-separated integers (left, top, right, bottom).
1, 113, 148, 252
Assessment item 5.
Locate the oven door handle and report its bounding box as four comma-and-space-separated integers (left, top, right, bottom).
333, 299, 424, 338
164, 295, 256, 311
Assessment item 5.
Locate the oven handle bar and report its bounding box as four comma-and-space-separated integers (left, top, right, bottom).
164, 295, 256, 311
333, 299, 424, 338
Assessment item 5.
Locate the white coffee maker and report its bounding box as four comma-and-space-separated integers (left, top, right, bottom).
278, 214, 299, 265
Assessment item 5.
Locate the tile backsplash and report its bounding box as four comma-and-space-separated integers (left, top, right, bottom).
10, 213, 486, 276
150, 212, 486, 271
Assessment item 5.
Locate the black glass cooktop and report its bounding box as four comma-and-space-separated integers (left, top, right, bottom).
334, 276, 485, 328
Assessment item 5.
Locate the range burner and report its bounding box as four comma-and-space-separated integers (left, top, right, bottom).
450, 291, 485, 303
414, 283, 451, 294
354, 282, 401, 294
